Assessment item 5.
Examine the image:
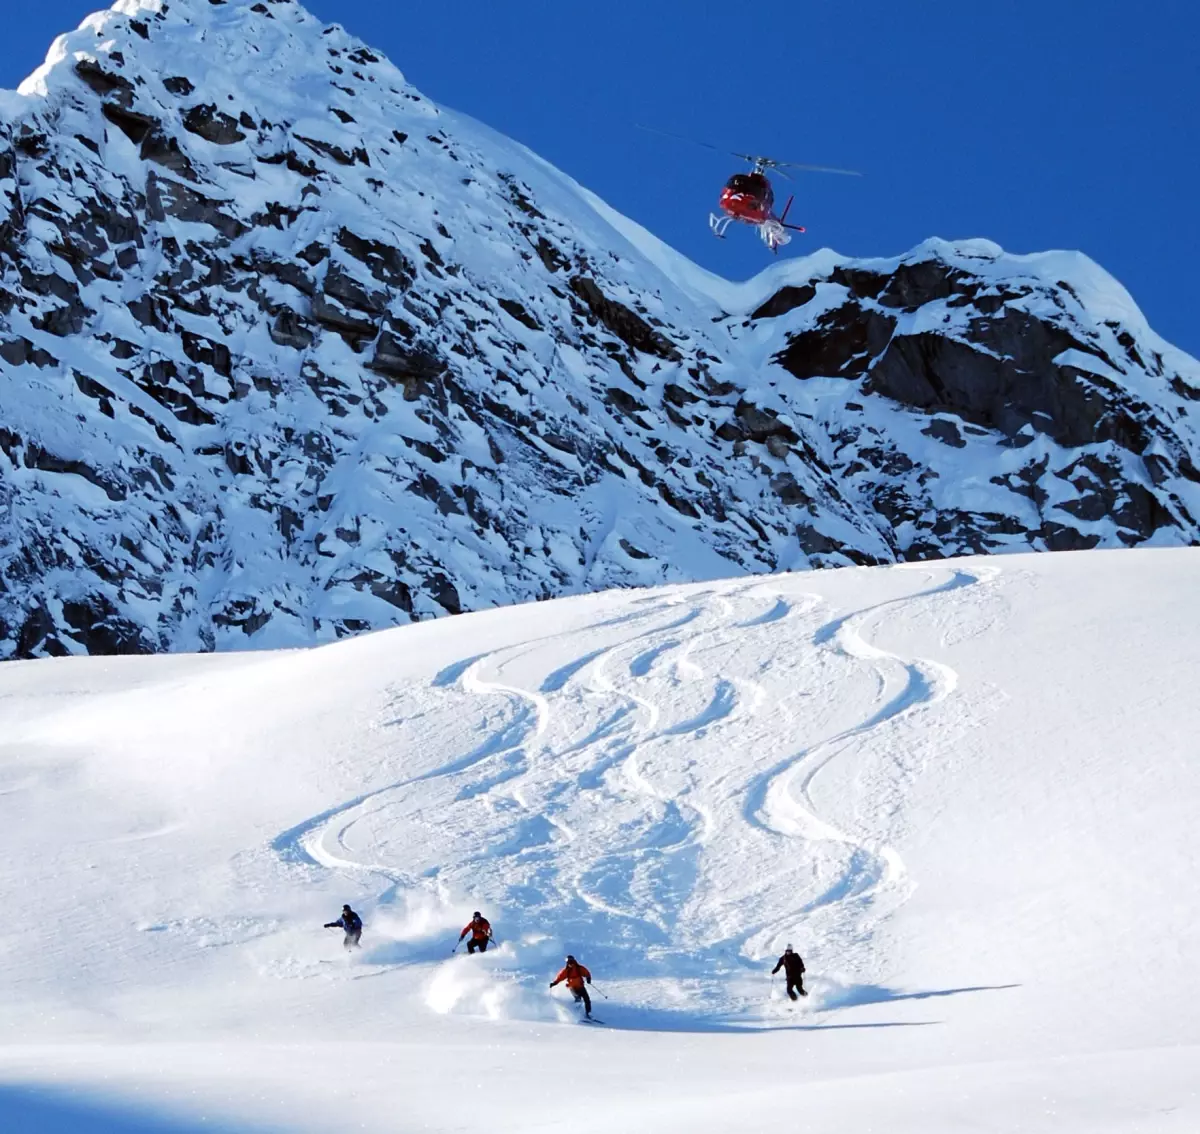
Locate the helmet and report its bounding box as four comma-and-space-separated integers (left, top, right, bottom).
565, 954, 576, 963
473, 911, 482, 918
343, 904, 352, 912
784, 944, 793, 953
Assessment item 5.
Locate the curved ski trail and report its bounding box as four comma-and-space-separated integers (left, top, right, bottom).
267, 568, 1001, 1025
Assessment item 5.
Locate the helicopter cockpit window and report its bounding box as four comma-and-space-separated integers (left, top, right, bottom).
727, 174, 766, 195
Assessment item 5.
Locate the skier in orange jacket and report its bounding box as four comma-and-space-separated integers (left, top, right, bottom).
458, 911, 493, 954
550, 954, 592, 1017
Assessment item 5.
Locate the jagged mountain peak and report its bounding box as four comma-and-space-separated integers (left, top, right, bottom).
14, 0, 417, 104
1, 1, 1198, 659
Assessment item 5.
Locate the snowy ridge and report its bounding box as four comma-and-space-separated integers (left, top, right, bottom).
1, 0, 1199, 661
1, 549, 1198, 1132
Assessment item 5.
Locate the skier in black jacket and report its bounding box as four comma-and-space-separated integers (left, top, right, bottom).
771, 944, 807, 999
324, 904, 363, 949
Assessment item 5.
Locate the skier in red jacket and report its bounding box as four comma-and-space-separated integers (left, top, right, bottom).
458, 911, 493, 954
550, 954, 593, 1017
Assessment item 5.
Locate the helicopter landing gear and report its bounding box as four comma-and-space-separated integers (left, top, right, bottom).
709, 212, 734, 239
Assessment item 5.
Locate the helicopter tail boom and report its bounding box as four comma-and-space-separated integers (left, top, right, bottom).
778, 195, 806, 234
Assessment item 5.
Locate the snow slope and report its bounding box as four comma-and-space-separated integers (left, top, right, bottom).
1, 547, 1198, 1131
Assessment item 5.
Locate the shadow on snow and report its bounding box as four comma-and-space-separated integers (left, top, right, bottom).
819, 982, 1021, 1011
571, 982, 1020, 1034
0, 1085, 274, 1133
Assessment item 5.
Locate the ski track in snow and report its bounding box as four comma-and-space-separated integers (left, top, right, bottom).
272, 566, 1000, 1026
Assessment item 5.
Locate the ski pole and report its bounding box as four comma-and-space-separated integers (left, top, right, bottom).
589, 983, 609, 1000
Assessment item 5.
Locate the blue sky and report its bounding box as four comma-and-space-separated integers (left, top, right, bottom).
5, 1, 1198, 357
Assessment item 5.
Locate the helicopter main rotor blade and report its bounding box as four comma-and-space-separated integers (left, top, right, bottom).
635, 123, 733, 157
775, 161, 863, 176
639, 128, 864, 176
735, 153, 863, 177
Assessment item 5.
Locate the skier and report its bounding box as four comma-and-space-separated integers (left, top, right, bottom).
771, 944, 807, 1000
324, 904, 363, 949
549, 954, 593, 1017
457, 911, 493, 954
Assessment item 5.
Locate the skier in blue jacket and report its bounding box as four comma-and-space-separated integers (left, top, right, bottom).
324, 904, 363, 949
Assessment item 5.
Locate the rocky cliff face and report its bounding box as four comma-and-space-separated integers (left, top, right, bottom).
1, 0, 1198, 659
739, 250, 1200, 559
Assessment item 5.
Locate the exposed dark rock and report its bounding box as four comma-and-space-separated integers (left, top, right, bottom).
1170, 376, 1200, 401
269, 307, 314, 349
149, 174, 246, 238
427, 573, 462, 614
139, 128, 197, 176
309, 297, 375, 342
770, 471, 808, 506
322, 261, 386, 312
606, 386, 649, 420
663, 383, 700, 407
74, 59, 135, 101
751, 284, 818, 320
830, 266, 886, 300
776, 303, 895, 379
1, 337, 59, 368
657, 481, 699, 519
1041, 522, 1101, 552
370, 330, 444, 384
336, 228, 414, 288
212, 597, 272, 636
183, 104, 247, 145
922, 418, 967, 448
258, 258, 316, 296
62, 594, 154, 654
32, 302, 89, 338
876, 260, 964, 311
101, 104, 158, 144
732, 400, 799, 446
569, 276, 681, 361
295, 133, 368, 166
501, 174, 545, 219
24, 443, 126, 500
497, 297, 541, 330
181, 331, 233, 376
535, 237, 569, 273
16, 603, 67, 658
865, 328, 1135, 449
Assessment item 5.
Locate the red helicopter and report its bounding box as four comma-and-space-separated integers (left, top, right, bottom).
639, 127, 862, 253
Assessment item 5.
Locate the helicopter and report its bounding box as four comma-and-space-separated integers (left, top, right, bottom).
638, 126, 862, 253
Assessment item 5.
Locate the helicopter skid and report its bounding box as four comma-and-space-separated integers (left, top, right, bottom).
709, 212, 734, 239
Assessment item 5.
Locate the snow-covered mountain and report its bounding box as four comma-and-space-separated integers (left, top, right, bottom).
2, 0, 1199, 660
2, 548, 1198, 1131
